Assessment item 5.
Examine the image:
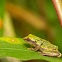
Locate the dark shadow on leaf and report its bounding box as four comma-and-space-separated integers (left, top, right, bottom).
24, 44, 31, 48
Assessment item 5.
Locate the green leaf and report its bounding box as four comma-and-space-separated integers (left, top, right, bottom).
0, 37, 62, 62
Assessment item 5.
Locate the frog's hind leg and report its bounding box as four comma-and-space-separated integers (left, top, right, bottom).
40, 53, 61, 57
28, 45, 40, 51
57, 53, 61, 58
40, 52, 52, 56
40, 53, 47, 56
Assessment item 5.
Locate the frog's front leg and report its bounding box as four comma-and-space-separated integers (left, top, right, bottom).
28, 45, 40, 51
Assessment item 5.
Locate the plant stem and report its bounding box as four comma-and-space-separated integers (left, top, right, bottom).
52, 0, 62, 27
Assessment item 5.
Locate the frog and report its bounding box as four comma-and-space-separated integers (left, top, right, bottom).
23, 34, 61, 57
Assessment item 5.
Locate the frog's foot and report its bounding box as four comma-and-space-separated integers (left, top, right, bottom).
27, 46, 34, 50
27, 47, 39, 51
27, 48, 35, 51
27, 48, 38, 51
38, 51, 41, 53
40, 53, 46, 56
40, 53, 51, 56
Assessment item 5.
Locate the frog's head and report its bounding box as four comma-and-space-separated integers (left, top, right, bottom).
23, 34, 40, 45
23, 34, 37, 45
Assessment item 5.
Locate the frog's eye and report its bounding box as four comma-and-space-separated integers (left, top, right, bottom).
27, 38, 31, 41
27, 38, 33, 42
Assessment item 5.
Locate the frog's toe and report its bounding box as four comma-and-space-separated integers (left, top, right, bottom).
38, 51, 41, 53
27, 48, 34, 50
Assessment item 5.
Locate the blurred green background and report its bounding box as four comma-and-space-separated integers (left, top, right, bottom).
0, 0, 62, 62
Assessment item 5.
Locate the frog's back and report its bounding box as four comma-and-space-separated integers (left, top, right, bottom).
24, 34, 58, 50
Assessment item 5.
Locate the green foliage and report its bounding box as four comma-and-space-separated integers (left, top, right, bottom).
0, 37, 62, 62
0, 29, 3, 37
0, 0, 5, 18
0, 0, 5, 37
55, 23, 62, 52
